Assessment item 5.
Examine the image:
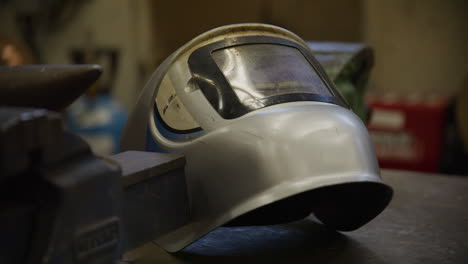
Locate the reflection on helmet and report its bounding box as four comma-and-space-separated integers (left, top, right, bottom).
121, 23, 392, 252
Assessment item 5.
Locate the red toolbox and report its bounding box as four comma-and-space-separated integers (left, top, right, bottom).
366, 93, 449, 173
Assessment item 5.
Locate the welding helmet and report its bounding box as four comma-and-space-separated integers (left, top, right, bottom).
121, 23, 393, 252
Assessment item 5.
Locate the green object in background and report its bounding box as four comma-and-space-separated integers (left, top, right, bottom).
308, 42, 374, 122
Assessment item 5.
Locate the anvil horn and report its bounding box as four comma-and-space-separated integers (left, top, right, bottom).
0, 64, 102, 111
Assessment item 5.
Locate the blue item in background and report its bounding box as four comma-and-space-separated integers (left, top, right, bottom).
66, 94, 127, 155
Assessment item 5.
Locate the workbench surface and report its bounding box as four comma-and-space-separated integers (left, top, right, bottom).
125, 170, 468, 264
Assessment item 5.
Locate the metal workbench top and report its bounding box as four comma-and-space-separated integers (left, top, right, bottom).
124, 170, 468, 264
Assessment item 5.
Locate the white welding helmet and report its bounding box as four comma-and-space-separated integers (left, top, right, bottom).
121, 23, 393, 252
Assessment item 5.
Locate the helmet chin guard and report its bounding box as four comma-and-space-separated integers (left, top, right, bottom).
121, 23, 393, 252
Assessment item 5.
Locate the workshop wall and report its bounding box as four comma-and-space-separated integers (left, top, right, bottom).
149, 0, 362, 66
363, 0, 468, 95
2, 0, 466, 106
39, 0, 154, 110
0, 0, 155, 110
